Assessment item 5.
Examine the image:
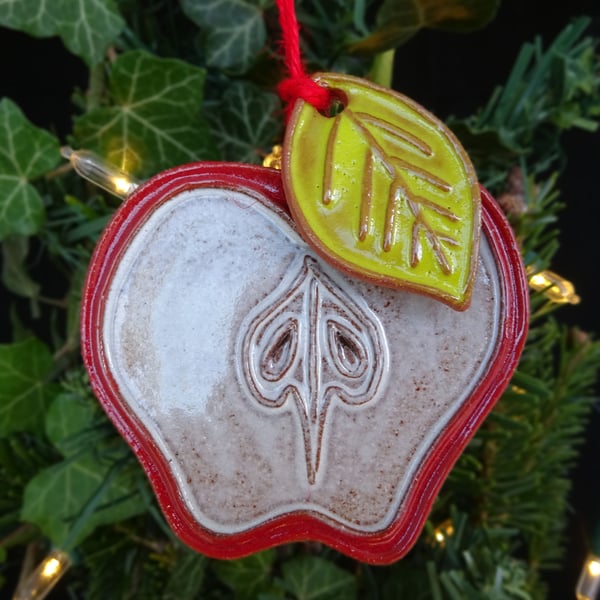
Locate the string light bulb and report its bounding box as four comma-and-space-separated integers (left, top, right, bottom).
576, 554, 600, 600
262, 144, 283, 170
62, 147, 140, 199
13, 549, 71, 600
527, 268, 580, 305
431, 519, 455, 547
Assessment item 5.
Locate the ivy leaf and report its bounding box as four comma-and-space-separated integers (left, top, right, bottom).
0, 99, 61, 240
181, 0, 266, 73
212, 550, 277, 599
284, 73, 480, 309
1, 236, 41, 305
279, 556, 357, 600
21, 452, 144, 548
22, 383, 145, 547
163, 551, 207, 600
74, 50, 218, 179
206, 81, 282, 163
45, 392, 98, 457
0, 0, 125, 66
349, 0, 499, 53
64, 265, 87, 356
0, 338, 59, 436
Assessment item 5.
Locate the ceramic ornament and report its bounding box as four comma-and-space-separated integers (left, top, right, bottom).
81, 161, 528, 564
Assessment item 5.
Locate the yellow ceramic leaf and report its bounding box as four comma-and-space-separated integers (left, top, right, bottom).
282, 73, 481, 310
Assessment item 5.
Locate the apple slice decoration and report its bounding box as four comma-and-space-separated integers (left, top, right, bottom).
82, 162, 528, 564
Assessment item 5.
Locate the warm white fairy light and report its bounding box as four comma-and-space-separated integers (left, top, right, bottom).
112, 176, 135, 195
528, 269, 580, 305
62, 147, 140, 199
432, 519, 455, 547
13, 549, 71, 600
40, 557, 61, 579
577, 555, 600, 600
588, 560, 600, 577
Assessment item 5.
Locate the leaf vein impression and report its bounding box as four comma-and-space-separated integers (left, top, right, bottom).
354, 111, 433, 156
327, 109, 458, 271
408, 198, 454, 274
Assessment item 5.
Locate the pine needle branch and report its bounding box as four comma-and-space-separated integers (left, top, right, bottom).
449, 17, 600, 191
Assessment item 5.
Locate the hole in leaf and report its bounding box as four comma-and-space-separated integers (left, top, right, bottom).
319, 89, 348, 118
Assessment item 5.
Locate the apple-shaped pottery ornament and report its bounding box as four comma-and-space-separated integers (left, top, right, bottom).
82, 162, 528, 564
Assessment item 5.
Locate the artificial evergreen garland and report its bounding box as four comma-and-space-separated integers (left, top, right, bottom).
0, 2, 599, 598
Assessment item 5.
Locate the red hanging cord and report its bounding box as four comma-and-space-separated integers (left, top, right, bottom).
275, 0, 334, 116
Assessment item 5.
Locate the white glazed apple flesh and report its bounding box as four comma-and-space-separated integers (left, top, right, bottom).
103, 186, 498, 530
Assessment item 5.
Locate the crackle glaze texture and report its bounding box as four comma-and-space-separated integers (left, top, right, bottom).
102, 186, 500, 535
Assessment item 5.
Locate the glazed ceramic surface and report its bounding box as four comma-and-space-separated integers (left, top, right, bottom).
82, 163, 528, 563
283, 73, 480, 309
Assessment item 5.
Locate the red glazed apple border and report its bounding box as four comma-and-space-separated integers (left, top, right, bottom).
81, 162, 529, 565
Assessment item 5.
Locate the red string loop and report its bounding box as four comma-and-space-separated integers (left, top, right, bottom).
275, 0, 334, 116
277, 77, 332, 114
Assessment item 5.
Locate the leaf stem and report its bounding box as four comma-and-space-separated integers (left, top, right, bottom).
369, 50, 395, 89
38, 295, 69, 309
113, 523, 169, 554
86, 63, 106, 113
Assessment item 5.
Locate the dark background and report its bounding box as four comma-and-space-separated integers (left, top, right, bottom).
0, 1, 599, 598
393, 3, 600, 598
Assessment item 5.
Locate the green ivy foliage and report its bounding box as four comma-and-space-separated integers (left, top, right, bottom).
0, 0, 124, 66
0, 100, 61, 240
73, 50, 218, 178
